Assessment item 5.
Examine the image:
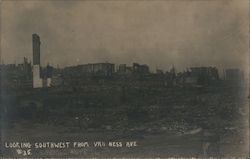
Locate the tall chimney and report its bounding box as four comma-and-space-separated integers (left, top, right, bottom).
32, 33, 42, 88
32, 34, 41, 65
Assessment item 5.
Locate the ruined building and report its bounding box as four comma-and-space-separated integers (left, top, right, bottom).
184, 67, 219, 85
225, 69, 244, 84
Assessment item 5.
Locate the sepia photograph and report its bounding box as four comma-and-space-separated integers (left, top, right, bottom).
0, 0, 249, 158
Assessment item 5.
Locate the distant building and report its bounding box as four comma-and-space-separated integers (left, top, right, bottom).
190, 67, 219, 79
41, 65, 53, 87
64, 63, 115, 77
118, 64, 127, 73
225, 68, 244, 81
50, 67, 63, 87
18, 57, 32, 80
164, 67, 177, 87
91, 63, 115, 76
184, 67, 219, 85
132, 63, 149, 74
156, 69, 164, 75
117, 64, 133, 75
0, 58, 32, 89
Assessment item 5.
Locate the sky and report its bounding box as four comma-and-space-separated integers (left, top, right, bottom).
1, 0, 249, 73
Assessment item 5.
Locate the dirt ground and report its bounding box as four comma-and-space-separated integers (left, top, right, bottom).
1, 115, 249, 158
1, 83, 249, 157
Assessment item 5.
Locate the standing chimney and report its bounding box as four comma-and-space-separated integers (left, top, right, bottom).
32, 34, 42, 88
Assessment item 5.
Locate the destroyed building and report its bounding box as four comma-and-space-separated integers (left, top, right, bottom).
225, 69, 244, 85
184, 67, 219, 85
41, 65, 53, 87
0, 58, 32, 89
117, 64, 133, 75
132, 63, 150, 74
63, 63, 115, 78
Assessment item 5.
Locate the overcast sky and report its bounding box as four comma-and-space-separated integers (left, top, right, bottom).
1, 0, 249, 73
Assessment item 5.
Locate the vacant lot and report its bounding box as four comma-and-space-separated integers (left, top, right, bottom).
1, 82, 249, 157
